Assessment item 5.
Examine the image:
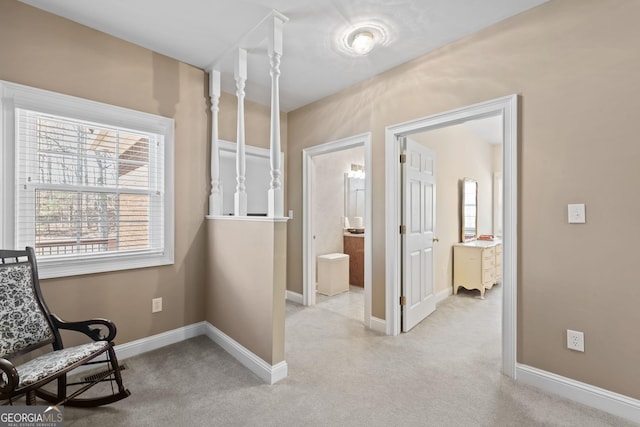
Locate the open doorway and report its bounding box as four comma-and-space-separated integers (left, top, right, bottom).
302, 133, 373, 329
385, 95, 518, 378
398, 116, 504, 332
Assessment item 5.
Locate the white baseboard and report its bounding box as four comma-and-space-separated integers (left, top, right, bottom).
115, 322, 206, 360
78, 321, 287, 385
71, 322, 206, 375
369, 316, 386, 334
203, 322, 288, 385
286, 290, 303, 304
436, 287, 452, 305
517, 364, 640, 423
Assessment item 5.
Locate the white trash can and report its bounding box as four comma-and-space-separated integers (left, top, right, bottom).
317, 253, 349, 296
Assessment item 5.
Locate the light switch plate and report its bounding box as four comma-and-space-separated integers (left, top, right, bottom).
568, 204, 586, 224
152, 297, 162, 313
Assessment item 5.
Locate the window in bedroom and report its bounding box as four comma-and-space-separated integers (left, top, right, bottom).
1, 81, 174, 278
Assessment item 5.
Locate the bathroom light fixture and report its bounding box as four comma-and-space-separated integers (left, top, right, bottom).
348, 164, 365, 179
350, 31, 374, 55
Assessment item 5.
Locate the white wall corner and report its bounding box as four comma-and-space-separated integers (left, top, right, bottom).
204, 322, 287, 385
516, 364, 640, 424
270, 360, 289, 384
285, 290, 303, 304
369, 316, 386, 334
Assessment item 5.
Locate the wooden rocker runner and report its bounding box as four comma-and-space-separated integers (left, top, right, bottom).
0, 247, 130, 406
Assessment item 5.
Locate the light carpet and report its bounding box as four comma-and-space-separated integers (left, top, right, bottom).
60, 285, 635, 426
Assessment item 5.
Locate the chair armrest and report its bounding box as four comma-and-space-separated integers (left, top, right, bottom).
0, 358, 19, 396
51, 314, 117, 342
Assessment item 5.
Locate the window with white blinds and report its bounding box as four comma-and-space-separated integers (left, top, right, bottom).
1, 81, 174, 278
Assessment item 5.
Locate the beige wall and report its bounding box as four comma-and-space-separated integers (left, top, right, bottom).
0, 1, 277, 348
206, 219, 286, 364
412, 125, 496, 295
287, 0, 640, 400
0, 1, 208, 345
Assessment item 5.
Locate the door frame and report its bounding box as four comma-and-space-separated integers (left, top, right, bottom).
302, 132, 373, 326
384, 95, 518, 378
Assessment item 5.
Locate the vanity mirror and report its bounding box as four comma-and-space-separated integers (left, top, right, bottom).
461, 177, 478, 242
344, 167, 365, 231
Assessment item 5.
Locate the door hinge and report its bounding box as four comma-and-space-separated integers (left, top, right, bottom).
400, 225, 406, 234
400, 295, 407, 306
400, 153, 407, 164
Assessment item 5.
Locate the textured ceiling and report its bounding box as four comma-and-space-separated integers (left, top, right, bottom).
19, 0, 547, 111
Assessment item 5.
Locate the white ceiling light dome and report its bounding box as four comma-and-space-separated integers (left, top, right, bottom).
342, 23, 388, 56
351, 31, 375, 54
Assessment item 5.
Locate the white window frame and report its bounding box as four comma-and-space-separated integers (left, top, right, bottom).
1, 81, 174, 278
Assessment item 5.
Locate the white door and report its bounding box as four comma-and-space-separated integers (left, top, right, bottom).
401, 138, 437, 332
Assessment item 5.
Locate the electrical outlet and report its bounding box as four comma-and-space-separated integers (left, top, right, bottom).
152, 297, 163, 313
567, 329, 584, 352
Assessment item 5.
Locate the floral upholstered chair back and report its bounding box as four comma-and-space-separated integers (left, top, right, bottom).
0, 262, 54, 359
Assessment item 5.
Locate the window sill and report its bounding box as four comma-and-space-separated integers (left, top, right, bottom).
37, 250, 174, 279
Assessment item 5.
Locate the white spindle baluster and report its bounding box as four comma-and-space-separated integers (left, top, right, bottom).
234, 48, 248, 216
268, 16, 285, 218
208, 69, 223, 216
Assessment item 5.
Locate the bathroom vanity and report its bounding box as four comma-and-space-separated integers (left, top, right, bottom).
343, 232, 364, 287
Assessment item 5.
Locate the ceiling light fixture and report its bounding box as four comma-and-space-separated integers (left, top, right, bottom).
341, 23, 387, 56
350, 31, 375, 55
